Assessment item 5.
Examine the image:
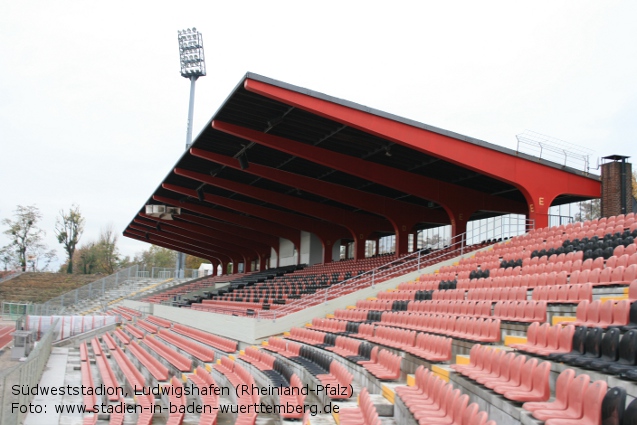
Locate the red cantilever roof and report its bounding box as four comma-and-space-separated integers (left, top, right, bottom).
124, 73, 600, 267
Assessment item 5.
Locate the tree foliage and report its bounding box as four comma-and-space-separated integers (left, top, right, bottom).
185, 254, 209, 270
72, 224, 126, 275
0, 245, 18, 271
55, 204, 85, 274
1, 205, 56, 271
95, 225, 119, 274
134, 245, 176, 270
575, 199, 601, 222
632, 170, 637, 200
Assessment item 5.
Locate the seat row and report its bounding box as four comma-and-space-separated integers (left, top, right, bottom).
263, 337, 302, 359
287, 327, 336, 347
333, 308, 370, 322
338, 387, 380, 425
396, 366, 495, 425
358, 348, 401, 380
146, 315, 172, 328
562, 299, 631, 329
172, 323, 237, 352
556, 327, 637, 380
378, 289, 417, 300
492, 300, 547, 323
239, 346, 276, 371
466, 286, 528, 301
135, 319, 158, 334
452, 345, 552, 403
186, 366, 220, 425
325, 335, 362, 359
128, 340, 170, 380
403, 332, 452, 362
316, 361, 354, 398
510, 323, 575, 357
214, 358, 259, 425
79, 344, 97, 414
165, 377, 185, 425
355, 299, 395, 311
362, 313, 501, 343
459, 271, 563, 290
311, 317, 348, 333
406, 300, 493, 317
432, 288, 465, 300
531, 283, 593, 304
143, 335, 192, 372
522, 368, 636, 425
157, 329, 216, 362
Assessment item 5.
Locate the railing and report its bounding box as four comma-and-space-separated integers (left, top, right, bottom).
182, 216, 533, 320
0, 319, 59, 425
516, 130, 595, 174
24, 265, 142, 316
136, 267, 201, 280
548, 214, 574, 228
0, 270, 22, 285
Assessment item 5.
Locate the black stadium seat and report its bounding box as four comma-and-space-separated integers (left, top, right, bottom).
588, 328, 621, 370
569, 327, 604, 367
605, 330, 637, 375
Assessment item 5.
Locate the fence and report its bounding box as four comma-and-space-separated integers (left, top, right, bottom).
25, 315, 117, 341
137, 267, 201, 280
0, 270, 22, 285
0, 319, 59, 425
11, 265, 142, 316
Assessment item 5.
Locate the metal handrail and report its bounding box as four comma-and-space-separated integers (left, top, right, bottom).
190, 216, 533, 321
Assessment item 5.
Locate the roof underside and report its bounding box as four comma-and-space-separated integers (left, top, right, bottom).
125, 73, 600, 254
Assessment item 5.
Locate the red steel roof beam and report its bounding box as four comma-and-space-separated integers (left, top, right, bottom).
242, 78, 600, 229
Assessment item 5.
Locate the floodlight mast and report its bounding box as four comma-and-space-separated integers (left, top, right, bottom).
175, 27, 206, 279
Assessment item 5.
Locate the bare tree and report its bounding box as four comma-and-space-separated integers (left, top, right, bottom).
55, 204, 85, 274
0, 246, 18, 271
575, 199, 601, 222
1, 205, 54, 271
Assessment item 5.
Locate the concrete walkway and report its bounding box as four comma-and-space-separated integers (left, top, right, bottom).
24, 347, 68, 425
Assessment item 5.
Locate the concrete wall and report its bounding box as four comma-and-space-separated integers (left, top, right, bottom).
276, 237, 297, 266
308, 232, 324, 265
332, 240, 342, 261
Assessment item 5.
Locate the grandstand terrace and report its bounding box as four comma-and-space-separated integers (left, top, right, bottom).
6, 74, 637, 425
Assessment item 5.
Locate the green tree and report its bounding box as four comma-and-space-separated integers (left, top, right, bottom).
632, 170, 636, 200
75, 242, 98, 274
2, 205, 55, 271
55, 204, 85, 274
73, 227, 127, 275
185, 254, 209, 270
134, 245, 177, 270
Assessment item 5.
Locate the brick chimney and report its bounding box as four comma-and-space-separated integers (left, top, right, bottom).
601, 155, 632, 217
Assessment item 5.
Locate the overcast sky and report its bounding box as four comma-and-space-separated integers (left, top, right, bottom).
1, 1, 636, 271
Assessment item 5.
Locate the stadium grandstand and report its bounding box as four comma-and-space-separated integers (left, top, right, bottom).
2, 73, 636, 425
